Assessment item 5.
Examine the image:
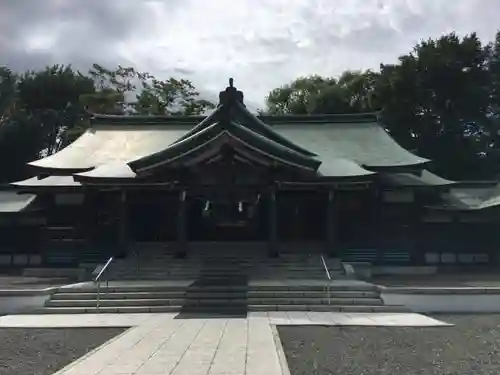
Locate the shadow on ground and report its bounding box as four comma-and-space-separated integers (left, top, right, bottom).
175, 275, 248, 319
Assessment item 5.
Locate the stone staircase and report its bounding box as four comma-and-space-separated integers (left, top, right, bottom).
107, 243, 343, 281
41, 281, 405, 314
37, 243, 407, 314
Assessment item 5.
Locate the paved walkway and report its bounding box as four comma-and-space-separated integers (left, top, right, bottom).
0, 312, 450, 375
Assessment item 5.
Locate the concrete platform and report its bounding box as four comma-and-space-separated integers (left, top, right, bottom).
0, 312, 450, 375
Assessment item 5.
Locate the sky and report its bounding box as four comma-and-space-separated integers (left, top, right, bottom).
1, 0, 500, 108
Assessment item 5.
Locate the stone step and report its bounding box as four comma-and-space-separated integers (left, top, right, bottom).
248, 305, 409, 313
183, 298, 383, 306
115, 259, 337, 263
37, 304, 407, 314
109, 275, 334, 280
111, 266, 333, 270
46, 298, 185, 308
110, 271, 338, 276
51, 291, 187, 300
36, 306, 180, 314
113, 267, 326, 270
58, 284, 378, 294
110, 272, 334, 277
51, 290, 376, 300
46, 297, 382, 308
124, 264, 332, 269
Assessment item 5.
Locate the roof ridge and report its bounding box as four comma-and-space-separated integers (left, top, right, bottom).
89, 111, 380, 125
262, 112, 379, 124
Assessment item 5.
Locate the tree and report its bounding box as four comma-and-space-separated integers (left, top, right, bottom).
134, 75, 215, 115
266, 32, 497, 179
0, 67, 17, 122
16, 65, 95, 156
79, 64, 132, 114
265, 75, 337, 114
0, 63, 214, 182
264, 73, 379, 115
81, 65, 215, 116
378, 33, 492, 178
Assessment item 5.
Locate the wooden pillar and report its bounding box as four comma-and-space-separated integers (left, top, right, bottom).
412, 195, 424, 265
176, 190, 188, 258
325, 188, 336, 257
269, 187, 278, 257
373, 189, 382, 264
118, 190, 128, 257
81, 190, 95, 262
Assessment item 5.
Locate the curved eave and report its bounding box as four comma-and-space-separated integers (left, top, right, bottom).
12, 175, 81, 187
273, 121, 429, 169
364, 162, 430, 172
379, 170, 456, 188
27, 160, 86, 176
27, 165, 92, 175
317, 158, 375, 179
28, 128, 99, 172
74, 162, 137, 183
129, 121, 321, 173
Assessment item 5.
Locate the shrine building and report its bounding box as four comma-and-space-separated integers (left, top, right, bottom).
0, 80, 499, 269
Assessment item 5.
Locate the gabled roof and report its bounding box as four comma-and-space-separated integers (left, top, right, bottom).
429, 183, 500, 211
23, 79, 430, 184
126, 82, 321, 174
269, 118, 429, 169
174, 101, 316, 157
129, 120, 321, 173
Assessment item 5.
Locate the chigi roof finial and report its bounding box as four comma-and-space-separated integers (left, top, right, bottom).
218, 77, 244, 106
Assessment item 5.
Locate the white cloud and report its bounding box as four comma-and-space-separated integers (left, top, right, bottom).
2, 0, 500, 107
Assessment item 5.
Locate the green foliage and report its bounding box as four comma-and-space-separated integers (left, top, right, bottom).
81, 66, 215, 116
0, 67, 18, 125
265, 31, 500, 180
0, 63, 215, 182
134, 76, 215, 115
14, 65, 95, 156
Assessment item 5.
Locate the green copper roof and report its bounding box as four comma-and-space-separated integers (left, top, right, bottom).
172, 101, 316, 157
28, 119, 425, 173
75, 162, 136, 181
431, 184, 500, 211
26, 82, 428, 182
28, 124, 190, 171
317, 158, 374, 178
272, 122, 428, 169
129, 120, 321, 173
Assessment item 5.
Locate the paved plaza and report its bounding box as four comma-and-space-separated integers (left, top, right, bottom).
0, 312, 450, 375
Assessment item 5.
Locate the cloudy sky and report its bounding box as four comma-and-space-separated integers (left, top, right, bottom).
1, 0, 500, 107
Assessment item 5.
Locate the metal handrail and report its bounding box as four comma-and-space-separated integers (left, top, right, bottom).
94, 256, 114, 309
320, 254, 331, 305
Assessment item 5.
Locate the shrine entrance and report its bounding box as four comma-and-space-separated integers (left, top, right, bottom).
187, 189, 270, 242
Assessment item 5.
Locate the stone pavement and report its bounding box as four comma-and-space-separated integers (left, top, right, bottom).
0, 312, 451, 375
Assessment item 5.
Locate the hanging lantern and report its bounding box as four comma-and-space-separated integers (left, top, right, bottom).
202, 200, 211, 218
